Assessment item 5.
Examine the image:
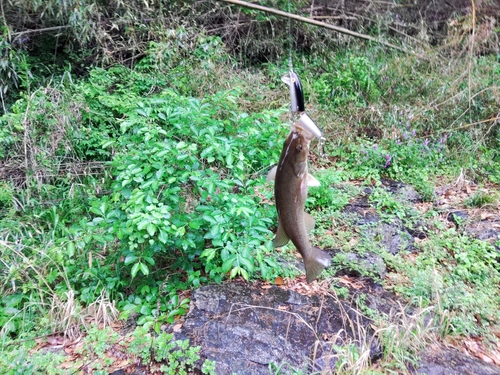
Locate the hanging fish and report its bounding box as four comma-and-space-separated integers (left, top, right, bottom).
272, 130, 331, 283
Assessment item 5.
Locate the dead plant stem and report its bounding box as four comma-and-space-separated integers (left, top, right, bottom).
216, 0, 410, 54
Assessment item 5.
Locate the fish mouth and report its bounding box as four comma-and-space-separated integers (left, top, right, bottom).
296, 113, 323, 139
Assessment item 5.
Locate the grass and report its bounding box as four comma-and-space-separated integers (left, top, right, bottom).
1, 13, 500, 374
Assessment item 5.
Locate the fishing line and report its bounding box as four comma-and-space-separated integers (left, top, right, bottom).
286, 0, 296, 124
284, 0, 326, 157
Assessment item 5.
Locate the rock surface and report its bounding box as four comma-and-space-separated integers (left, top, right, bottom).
169, 282, 500, 375
171, 281, 385, 374
414, 346, 500, 375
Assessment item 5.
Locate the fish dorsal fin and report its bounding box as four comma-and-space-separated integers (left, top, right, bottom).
307, 173, 320, 187
304, 212, 315, 233
273, 220, 290, 248
267, 164, 320, 188
266, 165, 277, 182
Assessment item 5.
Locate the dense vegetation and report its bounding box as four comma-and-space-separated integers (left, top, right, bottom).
1, 0, 499, 373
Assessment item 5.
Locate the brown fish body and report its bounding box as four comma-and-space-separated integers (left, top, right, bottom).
273, 131, 331, 283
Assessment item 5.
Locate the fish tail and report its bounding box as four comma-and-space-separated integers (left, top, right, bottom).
304, 247, 331, 284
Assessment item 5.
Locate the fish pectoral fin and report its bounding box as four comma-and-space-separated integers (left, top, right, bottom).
304, 247, 331, 284
307, 173, 320, 187
304, 212, 316, 233
272, 222, 290, 248
266, 165, 277, 183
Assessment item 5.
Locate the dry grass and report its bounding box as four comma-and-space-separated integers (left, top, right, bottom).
0, 240, 118, 342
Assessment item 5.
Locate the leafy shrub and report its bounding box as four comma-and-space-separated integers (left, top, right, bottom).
311, 56, 381, 107
0, 342, 66, 375
0, 34, 30, 113
98, 87, 282, 279
0, 31, 290, 337
391, 230, 500, 336
127, 328, 216, 374
61, 63, 286, 323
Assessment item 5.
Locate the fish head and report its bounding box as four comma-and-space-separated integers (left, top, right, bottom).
287, 131, 309, 177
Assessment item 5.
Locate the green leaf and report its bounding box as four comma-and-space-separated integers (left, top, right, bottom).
137, 315, 154, 326
158, 229, 168, 244
239, 256, 254, 272
202, 215, 217, 225
131, 262, 140, 278
146, 223, 156, 236
229, 266, 239, 279
169, 294, 179, 307
201, 248, 216, 263
240, 268, 249, 281
102, 140, 115, 149
210, 224, 221, 237
167, 307, 186, 319
124, 254, 139, 265
139, 262, 150, 276
221, 255, 236, 274
156, 168, 164, 179
188, 220, 202, 229
137, 219, 150, 231
213, 240, 224, 247
140, 305, 152, 316
66, 241, 76, 257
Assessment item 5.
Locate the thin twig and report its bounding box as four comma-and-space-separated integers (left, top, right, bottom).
468, 0, 477, 124
216, 0, 411, 54
11, 25, 72, 38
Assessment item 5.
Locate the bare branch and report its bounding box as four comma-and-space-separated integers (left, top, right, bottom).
216, 0, 412, 54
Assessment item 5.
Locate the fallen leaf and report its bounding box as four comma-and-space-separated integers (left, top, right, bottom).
478, 353, 493, 363
338, 276, 364, 289
480, 212, 494, 220
114, 359, 130, 368
46, 335, 65, 346
274, 276, 284, 286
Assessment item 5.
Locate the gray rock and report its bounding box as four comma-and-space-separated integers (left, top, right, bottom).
407, 220, 429, 239
414, 347, 500, 375
363, 221, 414, 255
381, 178, 422, 203
447, 210, 468, 226
466, 222, 500, 244
173, 282, 382, 375
342, 200, 380, 226
331, 250, 387, 279
341, 187, 416, 256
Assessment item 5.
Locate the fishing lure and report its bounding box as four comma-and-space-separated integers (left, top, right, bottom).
281, 70, 323, 140
281, 70, 305, 113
